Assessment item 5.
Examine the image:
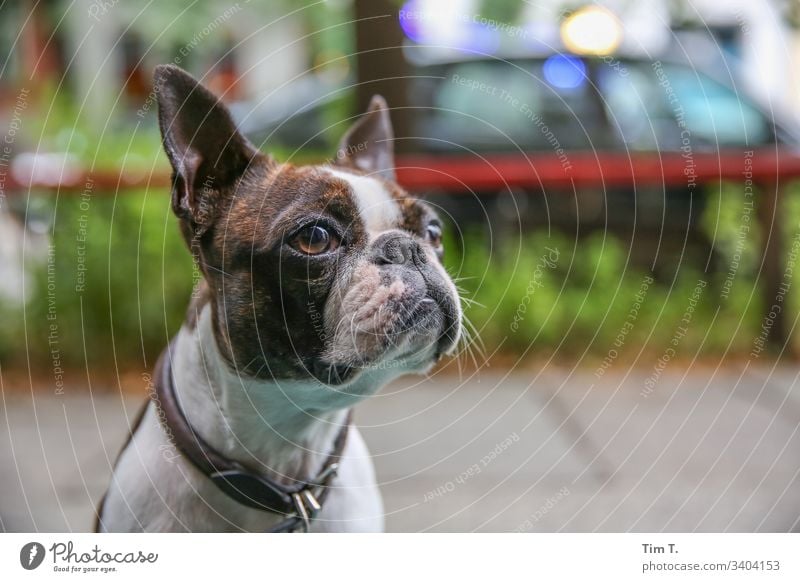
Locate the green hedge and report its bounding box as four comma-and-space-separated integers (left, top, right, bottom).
1, 190, 193, 374
446, 181, 800, 361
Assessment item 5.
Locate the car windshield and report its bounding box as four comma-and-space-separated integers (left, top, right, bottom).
410, 57, 773, 153
599, 61, 771, 149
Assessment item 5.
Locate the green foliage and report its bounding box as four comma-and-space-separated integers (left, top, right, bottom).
3, 191, 193, 374
445, 181, 800, 361
446, 228, 756, 360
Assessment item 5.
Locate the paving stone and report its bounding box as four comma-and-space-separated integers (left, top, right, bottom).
1, 366, 798, 532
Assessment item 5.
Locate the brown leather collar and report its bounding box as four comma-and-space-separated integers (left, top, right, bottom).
153, 339, 351, 532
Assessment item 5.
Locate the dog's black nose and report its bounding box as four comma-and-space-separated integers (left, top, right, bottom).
373, 232, 424, 266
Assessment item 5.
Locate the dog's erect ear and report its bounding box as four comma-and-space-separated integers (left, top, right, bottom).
335, 95, 395, 181
154, 64, 258, 231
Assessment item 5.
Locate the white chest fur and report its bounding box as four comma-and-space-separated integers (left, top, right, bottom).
99, 306, 385, 532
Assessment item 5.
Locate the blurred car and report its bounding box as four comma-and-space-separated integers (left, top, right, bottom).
408, 54, 796, 152
403, 48, 800, 271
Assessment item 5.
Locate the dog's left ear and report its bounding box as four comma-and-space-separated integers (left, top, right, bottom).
335, 95, 395, 181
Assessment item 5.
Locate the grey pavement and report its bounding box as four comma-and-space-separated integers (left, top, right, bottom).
1, 365, 799, 532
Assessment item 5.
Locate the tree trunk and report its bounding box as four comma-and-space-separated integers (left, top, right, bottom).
353, 0, 411, 152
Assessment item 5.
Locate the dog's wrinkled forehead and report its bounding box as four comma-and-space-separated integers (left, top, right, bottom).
324, 168, 402, 236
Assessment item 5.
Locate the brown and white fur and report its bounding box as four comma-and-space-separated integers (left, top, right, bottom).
97, 65, 462, 532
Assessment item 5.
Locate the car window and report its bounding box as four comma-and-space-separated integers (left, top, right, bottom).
412, 58, 772, 153
411, 59, 605, 152
598, 61, 771, 149
597, 65, 667, 150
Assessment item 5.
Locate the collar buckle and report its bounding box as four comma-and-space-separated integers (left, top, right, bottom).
289, 462, 340, 532
291, 490, 321, 532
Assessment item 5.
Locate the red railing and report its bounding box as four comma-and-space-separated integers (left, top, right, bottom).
6, 148, 798, 191
396, 149, 800, 189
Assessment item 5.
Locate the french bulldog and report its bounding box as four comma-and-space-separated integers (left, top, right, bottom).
96, 65, 462, 532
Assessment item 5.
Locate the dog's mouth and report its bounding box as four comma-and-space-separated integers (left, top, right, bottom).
425, 290, 462, 359
389, 295, 459, 359
311, 291, 460, 386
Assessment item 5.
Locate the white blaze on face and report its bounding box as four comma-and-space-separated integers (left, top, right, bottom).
327, 168, 400, 238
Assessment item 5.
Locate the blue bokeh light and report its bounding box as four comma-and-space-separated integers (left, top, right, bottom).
543, 54, 587, 90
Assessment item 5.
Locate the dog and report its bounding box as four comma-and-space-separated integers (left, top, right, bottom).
96, 65, 462, 532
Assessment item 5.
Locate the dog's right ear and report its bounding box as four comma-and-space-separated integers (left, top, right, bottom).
154, 64, 258, 232
335, 95, 395, 181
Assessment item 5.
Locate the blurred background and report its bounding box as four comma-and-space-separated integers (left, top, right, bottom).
1, 0, 800, 532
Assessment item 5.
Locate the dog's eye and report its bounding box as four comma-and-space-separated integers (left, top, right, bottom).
291, 225, 339, 255
425, 224, 442, 248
